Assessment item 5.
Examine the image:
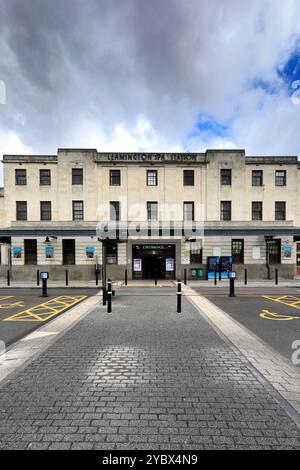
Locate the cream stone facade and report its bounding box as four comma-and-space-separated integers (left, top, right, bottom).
0, 148, 300, 281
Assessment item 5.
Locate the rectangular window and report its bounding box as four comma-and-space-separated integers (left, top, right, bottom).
232, 239, 244, 264
147, 170, 158, 186
147, 201, 158, 221
72, 200, 84, 221
268, 239, 281, 264
220, 201, 231, 221
183, 201, 194, 221
275, 170, 286, 186
40, 201, 52, 221
40, 169, 51, 185
275, 201, 286, 220
107, 242, 118, 264
110, 169, 121, 186
72, 168, 83, 185
252, 201, 263, 220
252, 170, 263, 186
190, 242, 202, 264
110, 201, 120, 221
16, 201, 27, 221
220, 169, 232, 186
15, 169, 27, 185
183, 170, 194, 186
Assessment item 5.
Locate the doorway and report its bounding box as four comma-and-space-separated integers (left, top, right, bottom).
63, 239, 75, 265
132, 244, 176, 280
143, 256, 165, 279
24, 239, 37, 265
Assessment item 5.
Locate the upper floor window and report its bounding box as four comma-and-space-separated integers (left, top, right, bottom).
16, 201, 27, 221
40, 201, 52, 221
147, 201, 158, 221
220, 201, 231, 221
252, 170, 263, 187
252, 201, 263, 221
275, 170, 286, 186
40, 169, 51, 186
147, 170, 158, 186
110, 169, 121, 186
220, 169, 232, 186
72, 168, 83, 185
275, 201, 286, 221
183, 201, 194, 221
110, 201, 120, 221
15, 169, 27, 186
72, 200, 84, 221
183, 170, 194, 186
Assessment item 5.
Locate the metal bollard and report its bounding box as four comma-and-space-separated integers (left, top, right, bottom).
184, 269, 187, 285
244, 269, 247, 286
177, 280, 182, 313
214, 269, 217, 286
7, 270, 10, 287
125, 269, 128, 286
107, 279, 112, 313
275, 269, 278, 286
96, 269, 98, 286
37, 270, 40, 286
102, 286, 106, 306
229, 277, 235, 297
65, 269, 69, 286
42, 278, 48, 297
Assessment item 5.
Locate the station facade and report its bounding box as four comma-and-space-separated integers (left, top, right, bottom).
1, 148, 300, 281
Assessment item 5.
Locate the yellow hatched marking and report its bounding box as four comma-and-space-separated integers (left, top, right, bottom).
0, 301, 25, 309
0, 296, 13, 301
3, 295, 87, 322
260, 309, 299, 321
262, 295, 300, 311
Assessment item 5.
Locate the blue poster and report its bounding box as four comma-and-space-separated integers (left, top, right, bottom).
86, 246, 94, 258
13, 247, 22, 258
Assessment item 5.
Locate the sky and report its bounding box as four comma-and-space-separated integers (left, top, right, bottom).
1, 0, 300, 184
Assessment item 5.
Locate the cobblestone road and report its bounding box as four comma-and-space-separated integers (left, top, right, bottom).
0, 288, 299, 450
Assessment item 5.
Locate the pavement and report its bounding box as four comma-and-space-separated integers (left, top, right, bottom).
0, 286, 299, 450
0, 288, 99, 347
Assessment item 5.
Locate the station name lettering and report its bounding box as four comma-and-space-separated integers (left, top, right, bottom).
108, 153, 197, 162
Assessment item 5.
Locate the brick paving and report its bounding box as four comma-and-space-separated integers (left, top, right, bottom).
0, 287, 299, 450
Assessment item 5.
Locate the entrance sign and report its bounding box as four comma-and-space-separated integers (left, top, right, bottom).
166, 258, 174, 272
133, 258, 142, 272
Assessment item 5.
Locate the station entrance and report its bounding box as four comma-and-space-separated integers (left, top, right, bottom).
132, 244, 176, 280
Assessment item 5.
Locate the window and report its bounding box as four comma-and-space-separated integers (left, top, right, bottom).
107, 242, 118, 264
275, 170, 286, 186
190, 242, 202, 264
72, 168, 83, 185
110, 169, 121, 186
40, 201, 51, 221
16, 201, 27, 221
147, 201, 158, 221
252, 201, 263, 220
268, 239, 281, 264
220, 201, 231, 221
275, 201, 286, 220
110, 201, 120, 221
72, 200, 84, 221
183, 202, 194, 221
232, 239, 244, 264
40, 169, 51, 185
183, 170, 194, 186
220, 169, 232, 186
252, 170, 263, 187
15, 169, 27, 185
147, 170, 158, 186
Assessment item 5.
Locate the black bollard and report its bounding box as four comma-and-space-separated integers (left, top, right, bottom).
229, 275, 235, 297
65, 269, 69, 286
107, 279, 112, 313
214, 269, 217, 286
102, 286, 106, 306
42, 278, 48, 297
96, 269, 98, 286
177, 280, 182, 313
244, 269, 247, 286
275, 269, 278, 286
7, 270, 10, 287
37, 270, 40, 286
125, 269, 128, 286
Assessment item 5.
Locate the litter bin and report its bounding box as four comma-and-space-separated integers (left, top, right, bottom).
191, 268, 203, 279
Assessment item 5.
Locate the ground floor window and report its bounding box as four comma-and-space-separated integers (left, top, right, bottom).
190, 242, 202, 264
231, 239, 244, 264
24, 239, 37, 265
107, 242, 118, 264
63, 239, 75, 265
268, 239, 281, 264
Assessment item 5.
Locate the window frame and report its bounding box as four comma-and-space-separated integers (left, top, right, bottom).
220, 201, 231, 221
252, 201, 263, 221
183, 201, 195, 221
275, 170, 286, 187
252, 170, 263, 187
147, 170, 158, 186
16, 201, 27, 221
110, 201, 120, 221
220, 169, 232, 186
15, 169, 27, 186
147, 201, 158, 221
39, 169, 51, 186
231, 239, 244, 264
72, 168, 83, 185
275, 201, 286, 221
109, 169, 121, 186
72, 200, 84, 221
40, 201, 52, 221
183, 170, 195, 186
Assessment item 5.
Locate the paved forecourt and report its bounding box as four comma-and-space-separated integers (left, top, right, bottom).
0, 288, 99, 347
0, 286, 299, 450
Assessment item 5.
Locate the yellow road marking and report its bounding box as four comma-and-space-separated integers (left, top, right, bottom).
262, 295, 300, 311
260, 309, 299, 321
0, 296, 13, 301
3, 295, 87, 322
0, 301, 25, 309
